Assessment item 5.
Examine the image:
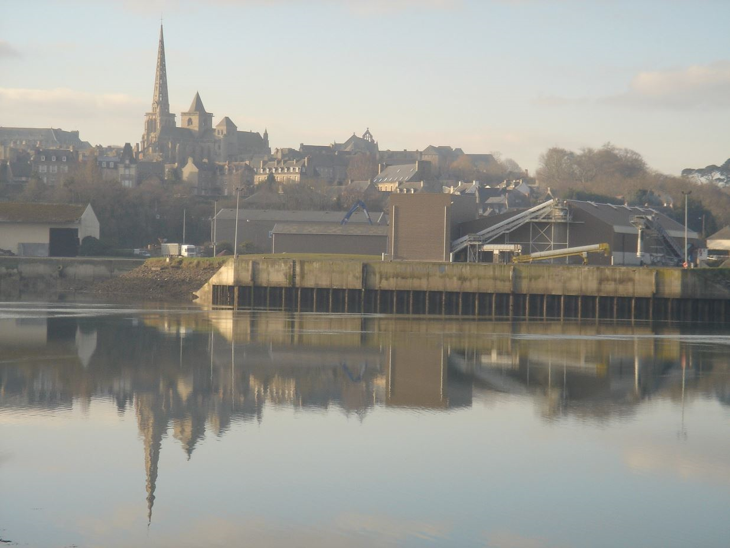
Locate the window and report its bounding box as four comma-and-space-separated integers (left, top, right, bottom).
40, 155, 45, 161
39, 165, 47, 173
110, 162, 114, 169
187, 118, 193, 126
62, 166, 68, 173
102, 161, 107, 168
52, 156, 56, 162
50, 165, 58, 173
62, 156, 66, 162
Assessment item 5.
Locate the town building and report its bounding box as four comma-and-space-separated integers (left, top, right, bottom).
31, 149, 78, 186
140, 26, 270, 165
373, 160, 433, 193
0, 127, 91, 152
0, 202, 99, 257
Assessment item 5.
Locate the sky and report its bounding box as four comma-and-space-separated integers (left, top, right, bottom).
1, 0, 729, 175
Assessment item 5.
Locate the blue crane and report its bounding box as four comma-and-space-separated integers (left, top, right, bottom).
341, 200, 373, 226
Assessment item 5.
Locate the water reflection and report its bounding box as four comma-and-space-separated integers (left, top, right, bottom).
1, 308, 730, 546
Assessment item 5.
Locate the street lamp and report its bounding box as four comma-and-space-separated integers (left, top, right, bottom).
233, 187, 243, 259
681, 190, 691, 268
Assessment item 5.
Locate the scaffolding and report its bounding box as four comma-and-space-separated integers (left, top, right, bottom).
452, 200, 575, 263
630, 214, 683, 266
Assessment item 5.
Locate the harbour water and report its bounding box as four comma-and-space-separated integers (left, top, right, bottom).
1, 303, 730, 547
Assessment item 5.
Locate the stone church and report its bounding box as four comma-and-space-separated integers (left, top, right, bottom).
140, 26, 270, 165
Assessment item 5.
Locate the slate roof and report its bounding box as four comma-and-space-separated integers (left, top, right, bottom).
0, 127, 91, 150
373, 163, 419, 184
216, 117, 237, 131
272, 222, 388, 237
186, 92, 207, 113
0, 202, 88, 223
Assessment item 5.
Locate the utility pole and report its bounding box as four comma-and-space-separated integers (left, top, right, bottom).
213, 201, 217, 257
182, 209, 186, 245
234, 188, 242, 259
681, 190, 691, 268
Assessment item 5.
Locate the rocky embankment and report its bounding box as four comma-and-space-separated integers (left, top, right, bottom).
92, 258, 227, 302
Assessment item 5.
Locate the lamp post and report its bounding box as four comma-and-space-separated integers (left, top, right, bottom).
233, 187, 242, 259
232, 187, 243, 309
681, 190, 691, 268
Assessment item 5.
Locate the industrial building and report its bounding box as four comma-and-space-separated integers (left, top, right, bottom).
388, 194, 478, 261
213, 208, 387, 253
0, 202, 99, 257
271, 223, 388, 256
451, 199, 700, 266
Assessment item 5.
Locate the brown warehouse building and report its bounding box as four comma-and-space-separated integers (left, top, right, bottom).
271, 223, 389, 256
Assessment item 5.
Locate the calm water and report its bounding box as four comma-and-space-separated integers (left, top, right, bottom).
1, 303, 730, 548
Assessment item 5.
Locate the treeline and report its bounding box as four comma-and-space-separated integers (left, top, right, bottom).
537, 143, 730, 236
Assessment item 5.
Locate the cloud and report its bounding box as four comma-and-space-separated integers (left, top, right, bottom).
604, 61, 730, 109
0, 40, 20, 58
0, 87, 145, 145
536, 61, 730, 111
0, 87, 145, 120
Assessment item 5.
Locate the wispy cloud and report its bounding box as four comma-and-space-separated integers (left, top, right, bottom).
536, 61, 730, 110
0, 40, 20, 59
605, 61, 730, 109
0, 87, 145, 119
0, 87, 145, 145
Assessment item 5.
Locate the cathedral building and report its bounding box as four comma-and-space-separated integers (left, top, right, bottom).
140, 26, 270, 165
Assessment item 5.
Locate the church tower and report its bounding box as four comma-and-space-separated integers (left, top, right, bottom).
181, 92, 213, 136
141, 25, 176, 157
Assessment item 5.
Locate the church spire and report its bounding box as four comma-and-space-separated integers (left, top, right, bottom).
152, 24, 170, 115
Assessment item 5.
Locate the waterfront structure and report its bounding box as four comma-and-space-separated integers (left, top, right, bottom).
197, 255, 730, 323
388, 193, 478, 261
213, 208, 386, 253
454, 199, 701, 266
140, 26, 270, 165
271, 222, 388, 256
0, 202, 99, 257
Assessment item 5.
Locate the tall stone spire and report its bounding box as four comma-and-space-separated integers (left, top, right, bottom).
152, 25, 170, 115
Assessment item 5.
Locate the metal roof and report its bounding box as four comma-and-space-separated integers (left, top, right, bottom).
708, 226, 730, 241
0, 202, 89, 224
567, 200, 698, 239
215, 208, 387, 224
271, 222, 388, 236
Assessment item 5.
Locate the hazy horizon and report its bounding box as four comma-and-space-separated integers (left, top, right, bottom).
2, 0, 729, 175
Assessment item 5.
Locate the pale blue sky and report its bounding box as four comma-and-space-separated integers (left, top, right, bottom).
1, 0, 729, 174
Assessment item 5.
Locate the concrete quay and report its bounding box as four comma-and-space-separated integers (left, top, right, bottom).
0, 256, 144, 299
195, 257, 730, 322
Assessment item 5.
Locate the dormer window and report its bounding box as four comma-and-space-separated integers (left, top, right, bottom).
52, 156, 56, 162
40, 155, 45, 161
62, 156, 66, 162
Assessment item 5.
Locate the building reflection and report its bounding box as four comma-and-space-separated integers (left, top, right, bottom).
1, 311, 729, 524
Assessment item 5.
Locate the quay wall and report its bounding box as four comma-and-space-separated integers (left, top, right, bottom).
195, 257, 730, 320
0, 256, 144, 299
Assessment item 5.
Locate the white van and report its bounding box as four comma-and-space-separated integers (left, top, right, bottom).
180, 245, 198, 258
